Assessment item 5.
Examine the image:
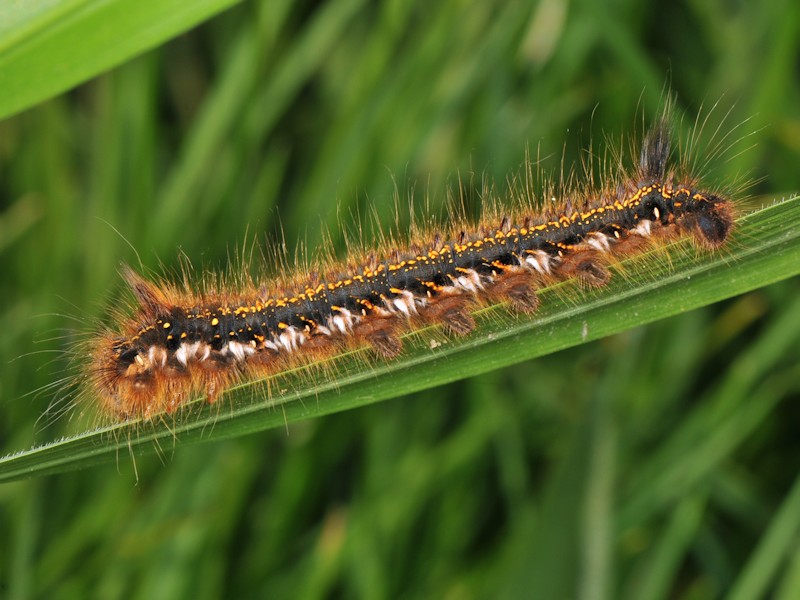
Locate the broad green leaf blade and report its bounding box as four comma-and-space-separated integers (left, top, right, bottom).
0, 0, 241, 120
0, 196, 798, 482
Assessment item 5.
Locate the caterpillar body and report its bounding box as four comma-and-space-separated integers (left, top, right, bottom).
88, 118, 734, 420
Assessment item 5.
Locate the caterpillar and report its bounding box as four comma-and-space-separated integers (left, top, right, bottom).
86, 116, 734, 421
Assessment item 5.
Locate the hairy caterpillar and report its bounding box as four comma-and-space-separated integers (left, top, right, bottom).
85, 116, 734, 421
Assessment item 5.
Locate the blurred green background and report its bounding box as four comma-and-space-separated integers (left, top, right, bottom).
1, 0, 800, 598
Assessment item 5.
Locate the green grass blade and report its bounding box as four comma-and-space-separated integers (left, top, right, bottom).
0, 196, 798, 482
0, 0, 241, 120
729, 470, 800, 600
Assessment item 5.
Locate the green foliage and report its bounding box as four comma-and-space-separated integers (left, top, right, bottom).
0, 0, 242, 120
1, 0, 799, 598
2, 196, 799, 482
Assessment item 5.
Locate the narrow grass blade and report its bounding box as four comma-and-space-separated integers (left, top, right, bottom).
0, 0, 241, 119
0, 196, 798, 482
